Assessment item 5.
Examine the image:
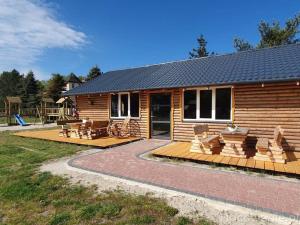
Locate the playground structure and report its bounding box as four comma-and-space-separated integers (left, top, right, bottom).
0, 96, 78, 126
56, 97, 81, 125
3, 96, 22, 125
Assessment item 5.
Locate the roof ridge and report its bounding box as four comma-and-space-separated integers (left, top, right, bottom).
104, 43, 300, 73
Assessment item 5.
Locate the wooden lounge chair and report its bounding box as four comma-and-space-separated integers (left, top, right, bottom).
114, 117, 131, 138
82, 120, 109, 139
190, 124, 221, 154
254, 126, 285, 163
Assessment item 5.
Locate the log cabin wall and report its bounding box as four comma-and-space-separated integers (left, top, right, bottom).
233, 82, 300, 152
76, 92, 149, 138
173, 82, 300, 152
75, 81, 300, 152
76, 94, 109, 120
172, 89, 228, 141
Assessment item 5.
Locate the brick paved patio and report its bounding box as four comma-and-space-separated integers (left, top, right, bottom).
69, 139, 300, 219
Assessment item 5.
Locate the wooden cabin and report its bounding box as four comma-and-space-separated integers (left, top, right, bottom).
64, 44, 300, 152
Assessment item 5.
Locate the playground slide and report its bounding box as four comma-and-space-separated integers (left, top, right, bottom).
15, 114, 27, 126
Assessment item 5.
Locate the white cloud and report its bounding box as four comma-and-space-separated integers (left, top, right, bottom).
0, 0, 87, 72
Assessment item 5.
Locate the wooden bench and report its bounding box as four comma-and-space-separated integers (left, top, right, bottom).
254, 126, 285, 163
190, 124, 220, 155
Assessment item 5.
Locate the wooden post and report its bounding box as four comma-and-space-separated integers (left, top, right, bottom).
231, 87, 235, 123
146, 93, 151, 139
170, 91, 174, 141
8, 101, 11, 125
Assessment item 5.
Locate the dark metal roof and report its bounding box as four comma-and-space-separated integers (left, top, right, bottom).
65, 43, 300, 96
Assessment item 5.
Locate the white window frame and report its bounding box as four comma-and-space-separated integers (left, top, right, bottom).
183, 86, 233, 122
110, 92, 140, 119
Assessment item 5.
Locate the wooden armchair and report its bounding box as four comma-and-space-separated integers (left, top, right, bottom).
254, 126, 285, 163
190, 124, 221, 154
114, 117, 131, 138
82, 120, 109, 139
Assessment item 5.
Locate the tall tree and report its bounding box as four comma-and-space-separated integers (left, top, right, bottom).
46, 73, 65, 101
234, 13, 300, 51
189, 35, 210, 59
0, 69, 23, 107
87, 65, 102, 81
233, 38, 253, 52
22, 71, 39, 108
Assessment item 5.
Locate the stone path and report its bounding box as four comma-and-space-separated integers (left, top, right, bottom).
69, 139, 300, 219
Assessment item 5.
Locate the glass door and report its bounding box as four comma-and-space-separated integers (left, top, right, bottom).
150, 93, 171, 139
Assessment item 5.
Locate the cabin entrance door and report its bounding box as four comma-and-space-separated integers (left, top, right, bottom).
150, 93, 171, 140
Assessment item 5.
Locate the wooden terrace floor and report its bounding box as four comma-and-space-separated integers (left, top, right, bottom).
152, 142, 300, 175
15, 129, 140, 148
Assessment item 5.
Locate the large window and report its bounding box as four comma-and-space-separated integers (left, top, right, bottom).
111, 94, 118, 117
216, 88, 231, 120
130, 93, 140, 117
183, 87, 232, 121
110, 92, 140, 118
200, 90, 212, 118
120, 94, 128, 117
183, 90, 196, 119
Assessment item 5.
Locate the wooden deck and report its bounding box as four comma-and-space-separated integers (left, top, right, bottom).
152, 142, 300, 175
15, 129, 140, 148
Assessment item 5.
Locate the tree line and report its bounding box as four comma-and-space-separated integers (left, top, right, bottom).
190, 13, 300, 58
0, 66, 102, 108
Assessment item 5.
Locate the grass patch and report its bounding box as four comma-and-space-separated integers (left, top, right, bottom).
0, 131, 215, 225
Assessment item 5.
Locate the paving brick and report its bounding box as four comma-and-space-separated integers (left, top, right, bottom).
70, 140, 300, 218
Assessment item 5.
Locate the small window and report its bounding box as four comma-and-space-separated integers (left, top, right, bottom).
216, 88, 231, 120
120, 94, 128, 117
130, 93, 140, 117
111, 95, 118, 117
200, 90, 212, 118
184, 90, 196, 119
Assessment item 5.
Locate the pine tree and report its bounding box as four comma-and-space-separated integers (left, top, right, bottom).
234, 13, 300, 51
87, 65, 102, 81
46, 74, 65, 101
0, 69, 23, 107
189, 35, 210, 58
233, 38, 253, 52
22, 71, 39, 108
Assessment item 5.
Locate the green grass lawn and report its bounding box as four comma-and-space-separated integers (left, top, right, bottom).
0, 131, 214, 225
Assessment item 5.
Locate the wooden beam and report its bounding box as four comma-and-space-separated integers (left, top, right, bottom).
170, 91, 174, 141
146, 93, 151, 139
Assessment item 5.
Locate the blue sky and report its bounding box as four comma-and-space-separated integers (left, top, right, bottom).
0, 0, 299, 79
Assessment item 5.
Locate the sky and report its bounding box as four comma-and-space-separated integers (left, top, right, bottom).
0, 0, 299, 80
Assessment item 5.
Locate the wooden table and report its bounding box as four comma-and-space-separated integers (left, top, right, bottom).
220, 127, 249, 158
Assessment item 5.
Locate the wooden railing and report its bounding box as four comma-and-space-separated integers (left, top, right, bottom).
0, 107, 71, 117
45, 108, 59, 115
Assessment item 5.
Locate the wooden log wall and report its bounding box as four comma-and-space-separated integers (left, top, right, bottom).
173, 89, 227, 141
76, 81, 300, 152
76, 92, 149, 138
234, 82, 300, 152
76, 94, 109, 121
173, 82, 300, 152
